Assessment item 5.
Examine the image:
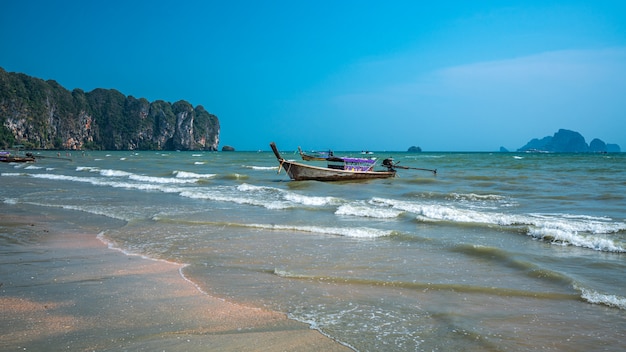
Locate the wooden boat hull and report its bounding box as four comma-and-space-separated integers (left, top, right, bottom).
0, 156, 35, 163
1, 150, 35, 163
271, 142, 395, 181
298, 146, 329, 161
280, 159, 395, 181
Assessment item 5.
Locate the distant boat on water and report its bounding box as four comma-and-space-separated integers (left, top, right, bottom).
297, 146, 334, 161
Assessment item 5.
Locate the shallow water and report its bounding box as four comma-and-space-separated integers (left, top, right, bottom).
2, 150, 625, 351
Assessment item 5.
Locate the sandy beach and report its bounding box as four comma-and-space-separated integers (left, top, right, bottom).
0, 210, 351, 352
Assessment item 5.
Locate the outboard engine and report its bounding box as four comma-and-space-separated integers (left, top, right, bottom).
382, 158, 395, 171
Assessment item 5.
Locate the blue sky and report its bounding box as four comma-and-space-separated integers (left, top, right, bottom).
2, 1, 625, 151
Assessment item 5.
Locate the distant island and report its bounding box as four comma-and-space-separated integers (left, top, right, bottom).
505, 129, 621, 153
0, 67, 220, 151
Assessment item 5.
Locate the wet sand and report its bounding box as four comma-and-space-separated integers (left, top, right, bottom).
0, 212, 352, 351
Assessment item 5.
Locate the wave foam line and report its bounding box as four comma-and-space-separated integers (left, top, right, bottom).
239, 183, 339, 207
243, 165, 278, 170
173, 170, 216, 178
248, 223, 392, 238
336, 203, 403, 218
371, 197, 626, 252
28, 173, 189, 194
96, 232, 216, 298
149, 217, 391, 239
575, 284, 626, 310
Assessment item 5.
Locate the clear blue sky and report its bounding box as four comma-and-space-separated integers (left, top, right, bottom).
2, 0, 625, 151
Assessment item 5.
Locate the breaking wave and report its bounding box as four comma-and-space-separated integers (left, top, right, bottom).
369, 197, 626, 252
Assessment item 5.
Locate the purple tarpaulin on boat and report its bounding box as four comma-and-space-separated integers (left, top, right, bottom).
337, 157, 376, 164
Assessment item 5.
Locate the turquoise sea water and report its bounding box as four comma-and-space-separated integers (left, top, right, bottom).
2, 150, 625, 351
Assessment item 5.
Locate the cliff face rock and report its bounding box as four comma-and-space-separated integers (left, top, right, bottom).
518, 129, 621, 153
0, 67, 220, 150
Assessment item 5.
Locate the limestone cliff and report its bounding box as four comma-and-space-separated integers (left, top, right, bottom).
0, 67, 220, 150
517, 129, 621, 153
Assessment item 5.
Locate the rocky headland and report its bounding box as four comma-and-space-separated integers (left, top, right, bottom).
516, 129, 620, 153
0, 67, 220, 151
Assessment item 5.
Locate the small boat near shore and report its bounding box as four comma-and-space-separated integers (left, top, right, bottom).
0, 151, 36, 163
271, 142, 397, 181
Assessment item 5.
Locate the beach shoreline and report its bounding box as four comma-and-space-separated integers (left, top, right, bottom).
0, 210, 351, 351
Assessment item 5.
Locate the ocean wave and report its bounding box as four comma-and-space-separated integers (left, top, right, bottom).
95, 168, 198, 184
99, 169, 133, 177
576, 285, 626, 310
527, 227, 625, 252
80, 167, 206, 184
76, 166, 99, 172
27, 173, 188, 195
8, 199, 136, 222
243, 165, 278, 170
128, 174, 198, 184
370, 197, 626, 252
180, 189, 284, 209
173, 170, 216, 179
10, 171, 315, 210
284, 193, 338, 207
238, 183, 338, 207
236, 183, 277, 193
247, 223, 393, 238
449, 192, 507, 202
335, 203, 403, 218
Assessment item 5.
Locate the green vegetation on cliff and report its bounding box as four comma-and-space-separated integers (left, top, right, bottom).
0, 67, 220, 150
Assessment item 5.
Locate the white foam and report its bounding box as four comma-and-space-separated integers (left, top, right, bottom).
450, 193, 507, 201
3, 198, 18, 205
576, 285, 626, 310
100, 169, 133, 177
236, 183, 338, 208
173, 170, 216, 179
336, 203, 403, 218
244, 165, 278, 170
27, 173, 188, 196
247, 223, 392, 238
284, 193, 338, 207
370, 197, 626, 252
180, 188, 292, 210
129, 174, 198, 184
79, 167, 203, 184
236, 183, 273, 192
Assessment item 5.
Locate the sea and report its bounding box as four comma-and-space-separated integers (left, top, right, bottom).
2, 149, 625, 351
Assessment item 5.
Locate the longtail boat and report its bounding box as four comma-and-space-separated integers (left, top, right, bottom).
271, 142, 396, 181
0, 151, 35, 163
298, 146, 333, 161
